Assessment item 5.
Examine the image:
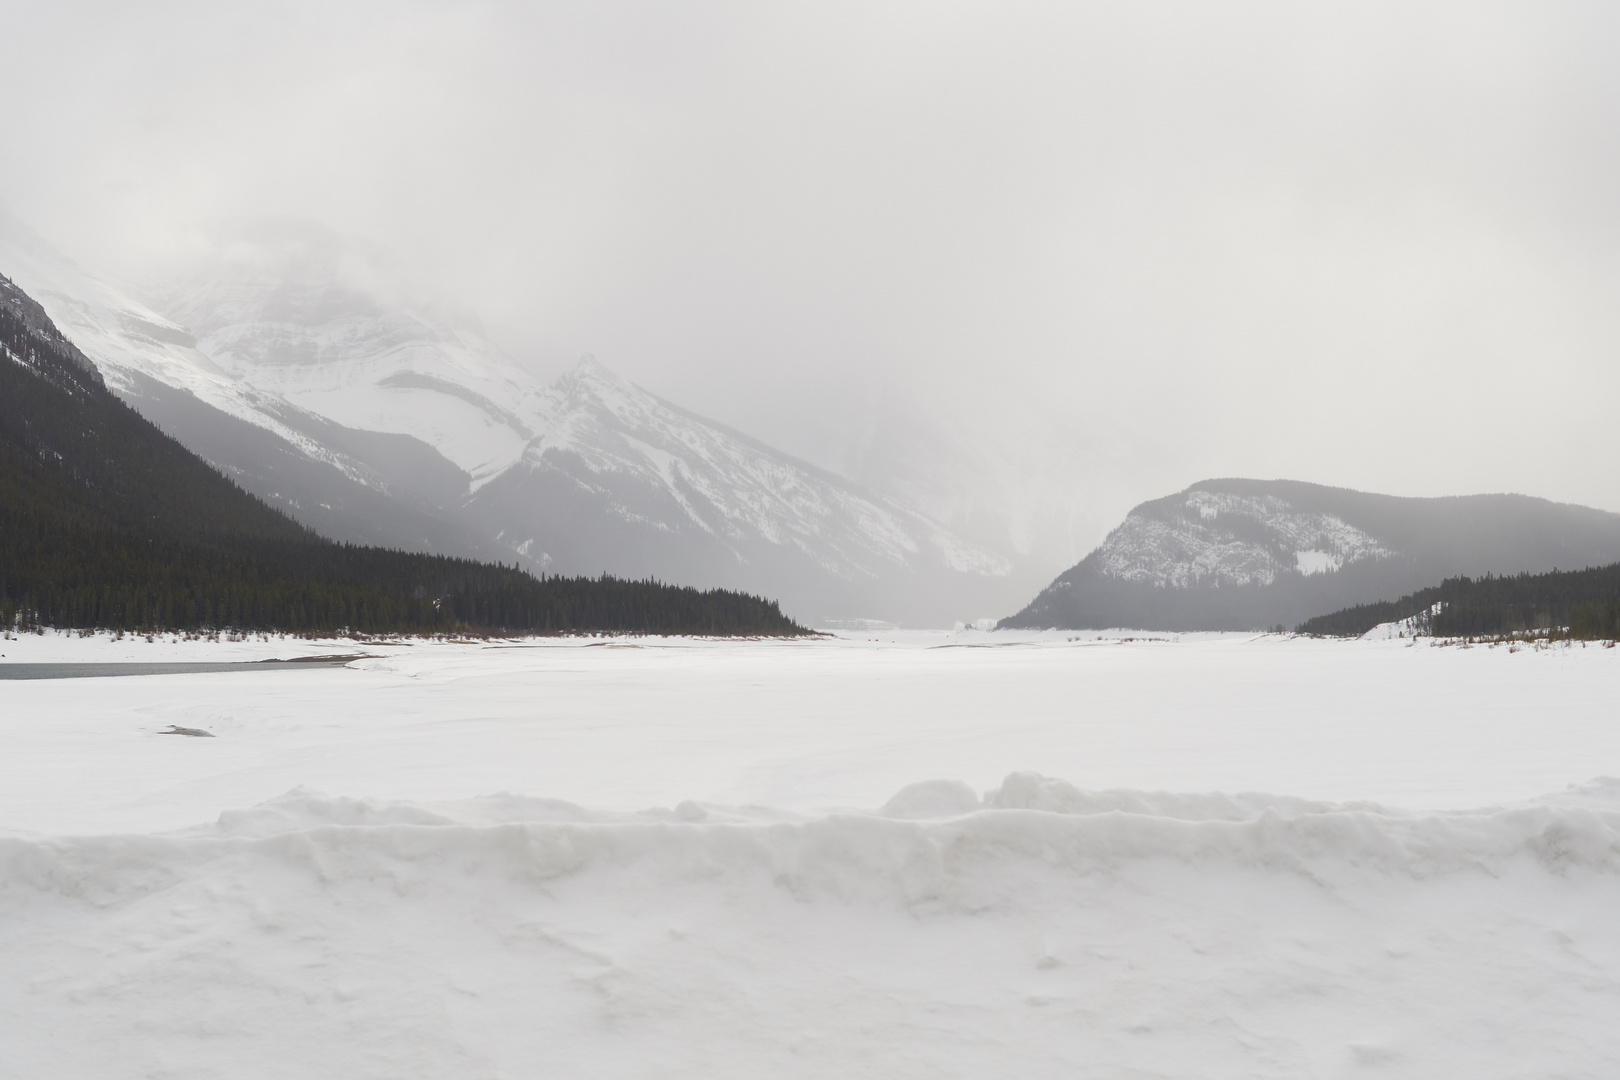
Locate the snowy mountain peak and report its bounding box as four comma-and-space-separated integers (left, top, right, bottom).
548, 354, 656, 426
570, 352, 613, 378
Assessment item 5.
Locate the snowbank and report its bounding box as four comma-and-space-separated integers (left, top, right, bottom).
5, 777, 1620, 1077
15, 775, 1620, 907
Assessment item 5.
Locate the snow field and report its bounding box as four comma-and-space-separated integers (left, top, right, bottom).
3, 631, 1620, 1076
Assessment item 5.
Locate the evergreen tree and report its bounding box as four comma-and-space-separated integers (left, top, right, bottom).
1297, 564, 1620, 640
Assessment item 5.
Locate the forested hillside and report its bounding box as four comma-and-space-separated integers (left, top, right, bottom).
0, 274, 806, 637
1297, 563, 1620, 639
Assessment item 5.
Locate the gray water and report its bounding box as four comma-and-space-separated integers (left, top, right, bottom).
0, 659, 357, 680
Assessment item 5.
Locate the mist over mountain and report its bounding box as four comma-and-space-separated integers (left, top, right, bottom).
148, 218, 530, 486
828, 384, 1160, 582
2, 212, 1035, 626
16, 204, 1619, 633
1002, 479, 1620, 632
9, 2, 1620, 537
0, 206, 505, 560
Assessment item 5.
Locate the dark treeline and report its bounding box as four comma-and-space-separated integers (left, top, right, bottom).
1297, 563, 1620, 640
1, 275, 807, 637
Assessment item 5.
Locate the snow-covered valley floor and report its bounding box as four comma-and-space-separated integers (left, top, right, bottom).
3, 629, 1619, 1077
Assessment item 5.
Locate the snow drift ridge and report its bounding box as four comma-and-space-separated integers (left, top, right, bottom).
9, 774, 1620, 1078
9, 774, 1620, 910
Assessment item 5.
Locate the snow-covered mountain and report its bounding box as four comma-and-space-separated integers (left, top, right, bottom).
1001, 478, 1620, 631
2, 213, 1015, 624
463, 357, 1013, 621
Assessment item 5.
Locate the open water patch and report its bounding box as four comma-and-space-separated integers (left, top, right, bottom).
0, 657, 362, 680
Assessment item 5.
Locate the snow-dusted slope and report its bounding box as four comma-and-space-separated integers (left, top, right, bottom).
0, 210, 347, 473
0, 208, 492, 556
1002, 478, 1620, 631
1, 271, 104, 388
466, 358, 1011, 621
525, 359, 1008, 579
1093, 489, 1393, 588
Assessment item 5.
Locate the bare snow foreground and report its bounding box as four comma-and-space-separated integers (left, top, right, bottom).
3, 632, 1620, 1076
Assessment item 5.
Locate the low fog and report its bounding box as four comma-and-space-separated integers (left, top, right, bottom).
4, 0, 1619, 564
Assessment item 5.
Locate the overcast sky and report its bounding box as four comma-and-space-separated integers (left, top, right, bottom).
4, 0, 1619, 527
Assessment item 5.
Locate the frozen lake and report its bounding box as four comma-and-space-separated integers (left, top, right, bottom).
2, 629, 1618, 1077
1, 629, 1617, 833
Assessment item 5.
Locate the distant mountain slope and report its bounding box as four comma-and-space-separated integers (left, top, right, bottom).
127, 218, 1015, 624
1000, 479, 1620, 631
464, 358, 1012, 623
0, 273, 805, 637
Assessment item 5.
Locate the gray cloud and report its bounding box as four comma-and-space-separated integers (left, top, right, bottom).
4, 0, 1619, 560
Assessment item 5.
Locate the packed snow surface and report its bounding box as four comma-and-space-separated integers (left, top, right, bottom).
3, 630, 1620, 1077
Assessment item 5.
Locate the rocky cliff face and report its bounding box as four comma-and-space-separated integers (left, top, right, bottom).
1001, 479, 1620, 631
1087, 489, 1394, 590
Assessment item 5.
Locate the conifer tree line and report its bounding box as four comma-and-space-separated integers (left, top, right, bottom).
1297, 563, 1620, 640
1, 277, 807, 637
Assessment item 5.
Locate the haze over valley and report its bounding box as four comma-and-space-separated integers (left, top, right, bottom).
8, 3, 1620, 586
